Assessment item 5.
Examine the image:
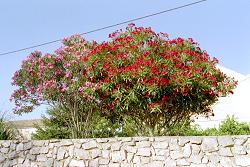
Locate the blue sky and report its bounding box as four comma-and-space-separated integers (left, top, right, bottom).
0, 0, 250, 120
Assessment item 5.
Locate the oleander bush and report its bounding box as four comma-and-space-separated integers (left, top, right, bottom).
12, 24, 236, 138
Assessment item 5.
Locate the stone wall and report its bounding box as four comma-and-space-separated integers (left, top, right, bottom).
0, 136, 250, 167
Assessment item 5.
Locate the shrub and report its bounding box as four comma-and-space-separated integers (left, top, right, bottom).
218, 115, 250, 135
11, 24, 236, 137
32, 108, 71, 140
33, 107, 137, 139
170, 115, 250, 136
0, 117, 16, 140
83, 24, 236, 136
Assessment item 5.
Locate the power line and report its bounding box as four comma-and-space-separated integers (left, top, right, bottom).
0, 0, 207, 56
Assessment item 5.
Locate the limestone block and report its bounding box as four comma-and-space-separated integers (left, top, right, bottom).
102, 150, 110, 159
121, 137, 132, 142
164, 157, 177, 167
235, 155, 250, 166
74, 143, 82, 149
121, 163, 132, 167
154, 136, 169, 142
46, 158, 54, 167
111, 151, 126, 162
234, 137, 248, 145
16, 143, 24, 151
170, 150, 184, 159
63, 158, 71, 167
9, 159, 17, 166
74, 148, 90, 160
177, 158, 190, 166
136, 148, 151, 157
30, 162, 42, 167
218, 137, 234, 147
182, 143, 191, 158
140, 156, 151, 164
89, 159, 99, 167
91, 149, 101, 159
133, 155, 140, 164
60, 140, 73, 146
123, 146, 137, 153
232, 145, 247, 155
0, 147, 9, 154
178, 137, 190, 146
53, 147, 59, 158
78, 139, 90, 143
33, 141, 45, 147
22, 159, 31, 167
108, 138, 118, 142
189, 164, 207, 167
49, 139, 61, 143
152, 141, 168, 149
2, 141, 11, 147
169, 138, 179, 150
68, 145, 75, 157
127, 153, 134, 163
96, 138, 109, 143
10, 143, 17, 150
133, 137, 149, 141
37, 154, 48, 162
0, 155, 5, 163
218, 147, 233, 157
150, 161, 164, 167
108, 163, 120, 167
111, 142, 121, 151
2, 161, 11, 167
207, 154, 220, 164
17, 157, 25, 164
69, 159, 85, 167
191, 144, 201, 155
201, 138, 218, 153
40, 146, 49, 154
82, 141, 98, 150
152, 155, 165, 161
102, 143, 111, 150
189, 137, 202, 145
122, 141, 136, 146
99, 158, 110, 165
169, 144, 180, 151
154, 148, 169, 157
188, 155, 203, 164
136, 141, 151, 148
220, 157, 235, 167
26, 154, 36, 161
57, 147, 67, 160
8, 151, 18, 159
47, 149, 53, 158
201, 156, 209, 164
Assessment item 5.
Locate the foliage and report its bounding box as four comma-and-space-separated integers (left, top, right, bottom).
0, 116, 16, 140
32, 108, 71, 140
82, 24, 236, 135
33, 106, 137, 139
11, 37, 100, 138
169, 115, 250, 136
11, 24, 237, 137
217, 115, 250, 135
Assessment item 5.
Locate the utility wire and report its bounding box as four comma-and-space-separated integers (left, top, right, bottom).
0, 0, 207, 56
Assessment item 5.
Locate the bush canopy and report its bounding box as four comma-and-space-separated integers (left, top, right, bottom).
11, 24, 236, 137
